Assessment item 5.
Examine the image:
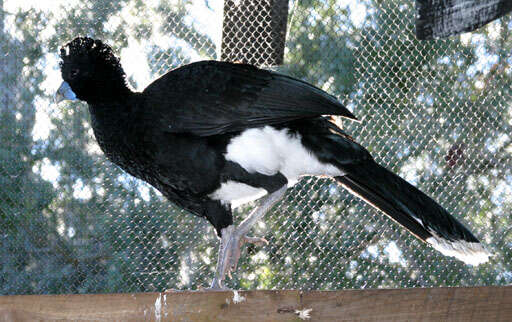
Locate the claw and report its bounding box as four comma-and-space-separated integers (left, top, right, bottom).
244, 236, 268, 246
222, 233, 268, 281
204, 283, 228, 291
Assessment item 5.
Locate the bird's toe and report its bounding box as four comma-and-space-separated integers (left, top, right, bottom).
243, 235, 268, 246
225, 233, 269, 278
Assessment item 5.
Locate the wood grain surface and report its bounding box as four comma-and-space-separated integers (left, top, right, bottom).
1, 286, 511, 321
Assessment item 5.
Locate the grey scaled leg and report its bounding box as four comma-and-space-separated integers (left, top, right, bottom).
210, 185, 287, 289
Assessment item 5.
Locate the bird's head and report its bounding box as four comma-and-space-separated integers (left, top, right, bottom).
56, 37, 129, 105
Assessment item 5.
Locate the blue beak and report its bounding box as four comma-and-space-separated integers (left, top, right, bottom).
55, 81, 77, 104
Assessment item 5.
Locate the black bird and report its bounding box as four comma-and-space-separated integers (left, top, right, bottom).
416, 0, 512, 40
56, 37, 490, 289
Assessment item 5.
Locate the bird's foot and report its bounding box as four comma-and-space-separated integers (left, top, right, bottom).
211, 225, 269, 289
226, 234, 268, 278
200, 283, 229, 291
210, 186, 286, 289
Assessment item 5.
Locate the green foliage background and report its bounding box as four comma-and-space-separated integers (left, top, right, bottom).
1, 0, 510, 294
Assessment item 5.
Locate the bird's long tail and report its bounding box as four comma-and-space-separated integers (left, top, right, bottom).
335, 160, 491, 265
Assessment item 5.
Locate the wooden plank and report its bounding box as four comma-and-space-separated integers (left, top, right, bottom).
301, 287, 512, 321
0, 287, 511, 321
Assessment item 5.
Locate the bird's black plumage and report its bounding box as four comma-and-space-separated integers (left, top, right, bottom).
59, 38, 355, 235
142, 60, 358, 137
57, 37, 489, 287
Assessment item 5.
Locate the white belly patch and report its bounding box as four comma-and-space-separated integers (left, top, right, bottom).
209, 181, 268, 208
209, 126, 344, 207
225, 126, 343, 183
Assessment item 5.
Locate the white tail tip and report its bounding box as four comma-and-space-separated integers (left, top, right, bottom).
426, 234, 492, 266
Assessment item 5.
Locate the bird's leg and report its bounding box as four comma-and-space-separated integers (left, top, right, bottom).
227, 186, 288, 272
210, 225, 235, 289
210, 185, 287, 289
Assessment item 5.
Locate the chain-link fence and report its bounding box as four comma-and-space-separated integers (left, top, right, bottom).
1, 0, 511, 295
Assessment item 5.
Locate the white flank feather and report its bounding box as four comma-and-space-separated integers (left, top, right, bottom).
225, 126, 343, 183
209, 181, 267, 208
426, 233, 491, 266
210, 126, 344, 207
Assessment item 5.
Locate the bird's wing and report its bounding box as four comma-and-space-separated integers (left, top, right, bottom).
142, 61, 357, 137
416, 0, 512, 40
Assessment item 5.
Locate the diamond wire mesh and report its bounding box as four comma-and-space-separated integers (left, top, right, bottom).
221, 0, 288, 66
1, 0, 511, 295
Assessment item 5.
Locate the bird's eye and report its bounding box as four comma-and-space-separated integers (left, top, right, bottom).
70, 69, 79, 78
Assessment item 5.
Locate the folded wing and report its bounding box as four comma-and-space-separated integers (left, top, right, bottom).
142, 61, 357, 137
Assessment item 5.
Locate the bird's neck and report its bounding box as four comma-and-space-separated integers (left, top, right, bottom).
85, 75, 134, 105
88, 91, 138, 120
88, 98, 134, 161
110, 81, 133, 99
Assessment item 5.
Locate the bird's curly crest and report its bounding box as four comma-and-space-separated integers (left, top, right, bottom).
59, 37, 125, 78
